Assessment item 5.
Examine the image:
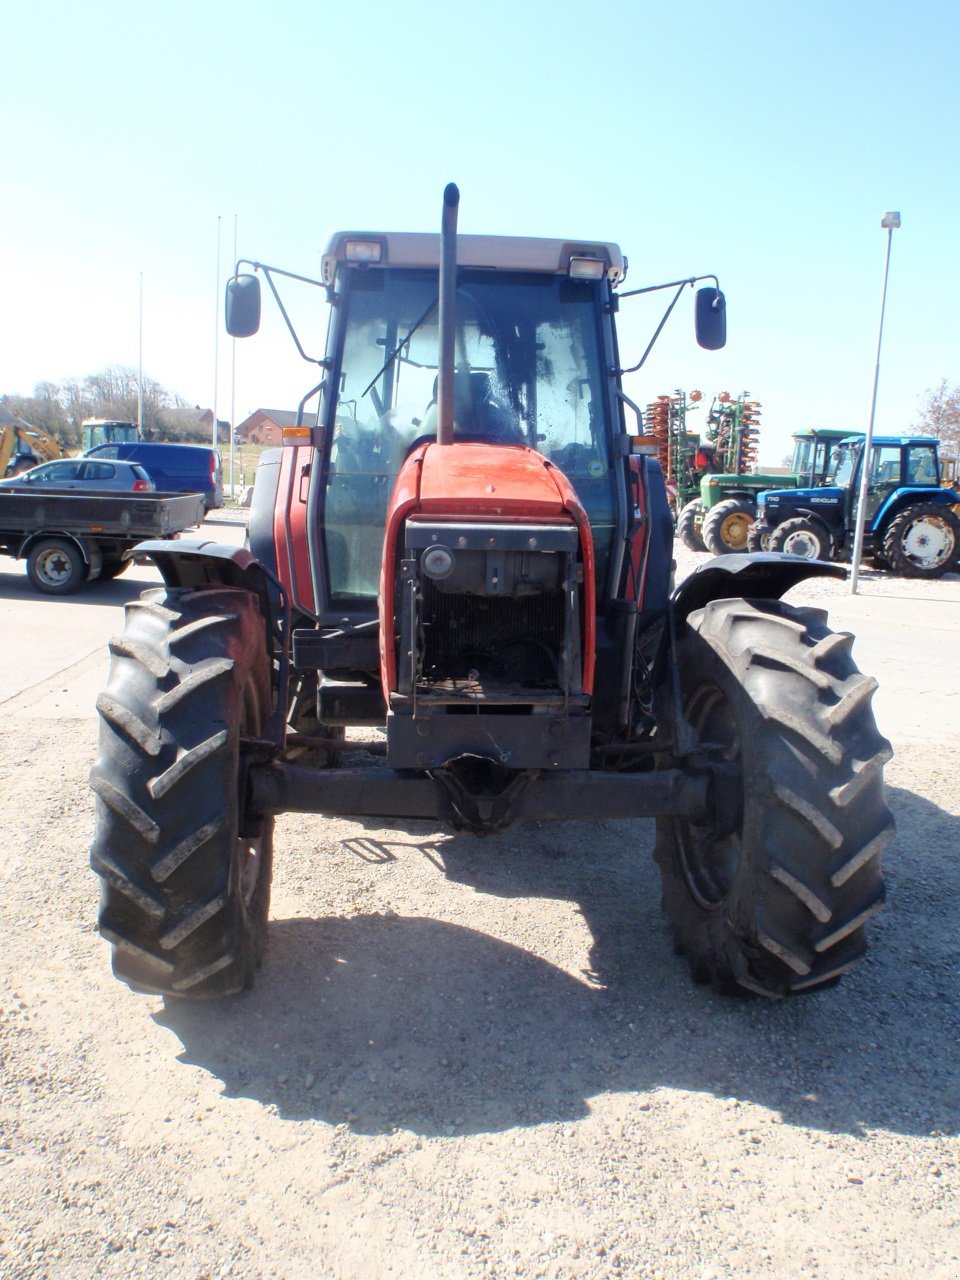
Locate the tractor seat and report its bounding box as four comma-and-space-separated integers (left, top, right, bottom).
418, 371, 523, 444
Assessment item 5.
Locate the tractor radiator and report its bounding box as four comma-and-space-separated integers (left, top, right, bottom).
419, 582, 565, 689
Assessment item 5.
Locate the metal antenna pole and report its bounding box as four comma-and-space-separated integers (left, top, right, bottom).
213, 215, 222, 452
230, 213, 237, 499
850, 212, 900, 594
137, 272, 143, 438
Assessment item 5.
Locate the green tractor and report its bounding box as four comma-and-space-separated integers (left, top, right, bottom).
678, 425, 858, 555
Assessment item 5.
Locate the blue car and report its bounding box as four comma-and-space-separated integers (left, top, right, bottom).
85, 442, 223, 509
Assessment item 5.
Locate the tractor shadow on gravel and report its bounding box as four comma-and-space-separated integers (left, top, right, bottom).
158, 784, 959, 1140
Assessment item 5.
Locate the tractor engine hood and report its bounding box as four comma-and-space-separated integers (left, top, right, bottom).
415, 440, 578, 517
378, 440, 597, 697
760, 484, 843, 508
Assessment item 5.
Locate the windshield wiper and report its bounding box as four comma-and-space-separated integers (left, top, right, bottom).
360, 298, 439, 403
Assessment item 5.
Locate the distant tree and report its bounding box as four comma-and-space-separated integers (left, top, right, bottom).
1, 384, 73, 446
2, 369, 209, 449
80, 365, 174, 438
915, 380, 960, 455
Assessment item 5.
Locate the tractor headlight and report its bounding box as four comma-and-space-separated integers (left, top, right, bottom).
421, 545, 455, 581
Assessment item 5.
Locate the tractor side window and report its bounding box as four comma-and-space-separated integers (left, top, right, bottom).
869, 446, 902, 487
834, 446, 857, 487
906, 446, 937, 484
792, 437, 813, 476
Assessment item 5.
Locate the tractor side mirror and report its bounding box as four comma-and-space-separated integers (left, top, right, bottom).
225, 274, 262, 338
695, 286, 726, 351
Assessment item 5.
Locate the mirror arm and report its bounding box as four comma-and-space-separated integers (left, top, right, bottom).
616, 280, 690, 376
617, 273, 718, 300
238, 260, 327, 368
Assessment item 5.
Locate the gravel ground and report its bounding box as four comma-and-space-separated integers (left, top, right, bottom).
1, 537, 958, 1280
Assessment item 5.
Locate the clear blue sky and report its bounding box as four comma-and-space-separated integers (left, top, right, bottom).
3, 0, 957, 462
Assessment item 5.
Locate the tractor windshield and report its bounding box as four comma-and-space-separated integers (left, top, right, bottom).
834, 442, 860, 489
323, 267, 616, 606
791, 436, 816, 477
791, 434, 844, 485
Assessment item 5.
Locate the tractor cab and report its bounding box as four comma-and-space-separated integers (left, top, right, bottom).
316, 240, 623, 619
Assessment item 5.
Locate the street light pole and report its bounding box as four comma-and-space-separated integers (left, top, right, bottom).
850, 211, 901, 594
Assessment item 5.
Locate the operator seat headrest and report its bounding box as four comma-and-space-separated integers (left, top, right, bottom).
421, 370, 520, 443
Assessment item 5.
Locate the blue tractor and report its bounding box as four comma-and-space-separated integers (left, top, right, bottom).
748, 434, 960, 578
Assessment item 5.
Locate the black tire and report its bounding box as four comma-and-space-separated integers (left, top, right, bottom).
90, 586, 275, 998
655, 597, 893, 997
676, 499, 706, 552
769, 516, 833, 561
745, 522, 773, 553
97, 559, 129, 581
882, 502, 960, 578
701, 498, 757, 555
27, 538, 86, 594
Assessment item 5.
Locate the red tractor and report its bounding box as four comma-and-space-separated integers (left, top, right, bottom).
90, 186, 892, 1001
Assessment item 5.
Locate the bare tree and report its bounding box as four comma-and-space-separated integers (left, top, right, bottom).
2, 369, 213, 448
915, 380, 960, 455
1, 385, 73, 446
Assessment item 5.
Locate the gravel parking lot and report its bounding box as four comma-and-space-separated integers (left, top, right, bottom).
1, 528, 958, 1280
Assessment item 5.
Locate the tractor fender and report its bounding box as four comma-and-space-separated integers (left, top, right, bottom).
671, 552, 844, 624
874, 485, 960, 530
132, 538, 282, 634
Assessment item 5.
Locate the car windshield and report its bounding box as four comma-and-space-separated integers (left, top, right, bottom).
323, 267, 617, 607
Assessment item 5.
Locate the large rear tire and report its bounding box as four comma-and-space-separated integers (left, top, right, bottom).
655, 597, 893, 997
701, 498, 757, 555
90, 587, 275, 998
882, 502, 960, 578
676, 499, 707, 552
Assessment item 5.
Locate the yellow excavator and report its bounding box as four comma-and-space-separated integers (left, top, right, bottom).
0, 415, 65, 477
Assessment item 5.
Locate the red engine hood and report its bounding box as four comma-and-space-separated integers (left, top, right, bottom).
379, 441, 596, 697
414, 441, 572, 518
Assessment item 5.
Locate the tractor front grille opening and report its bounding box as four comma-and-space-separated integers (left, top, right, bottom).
419, 583, 566, 691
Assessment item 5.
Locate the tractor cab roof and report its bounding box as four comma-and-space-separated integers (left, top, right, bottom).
839, 434, 939, 448
321, 231, 626, 287
792, 427, 861, 439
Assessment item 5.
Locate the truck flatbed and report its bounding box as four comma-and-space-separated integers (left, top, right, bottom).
0, 487, 206, 592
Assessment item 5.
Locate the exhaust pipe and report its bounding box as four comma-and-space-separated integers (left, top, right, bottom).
437, 182, 459, 446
